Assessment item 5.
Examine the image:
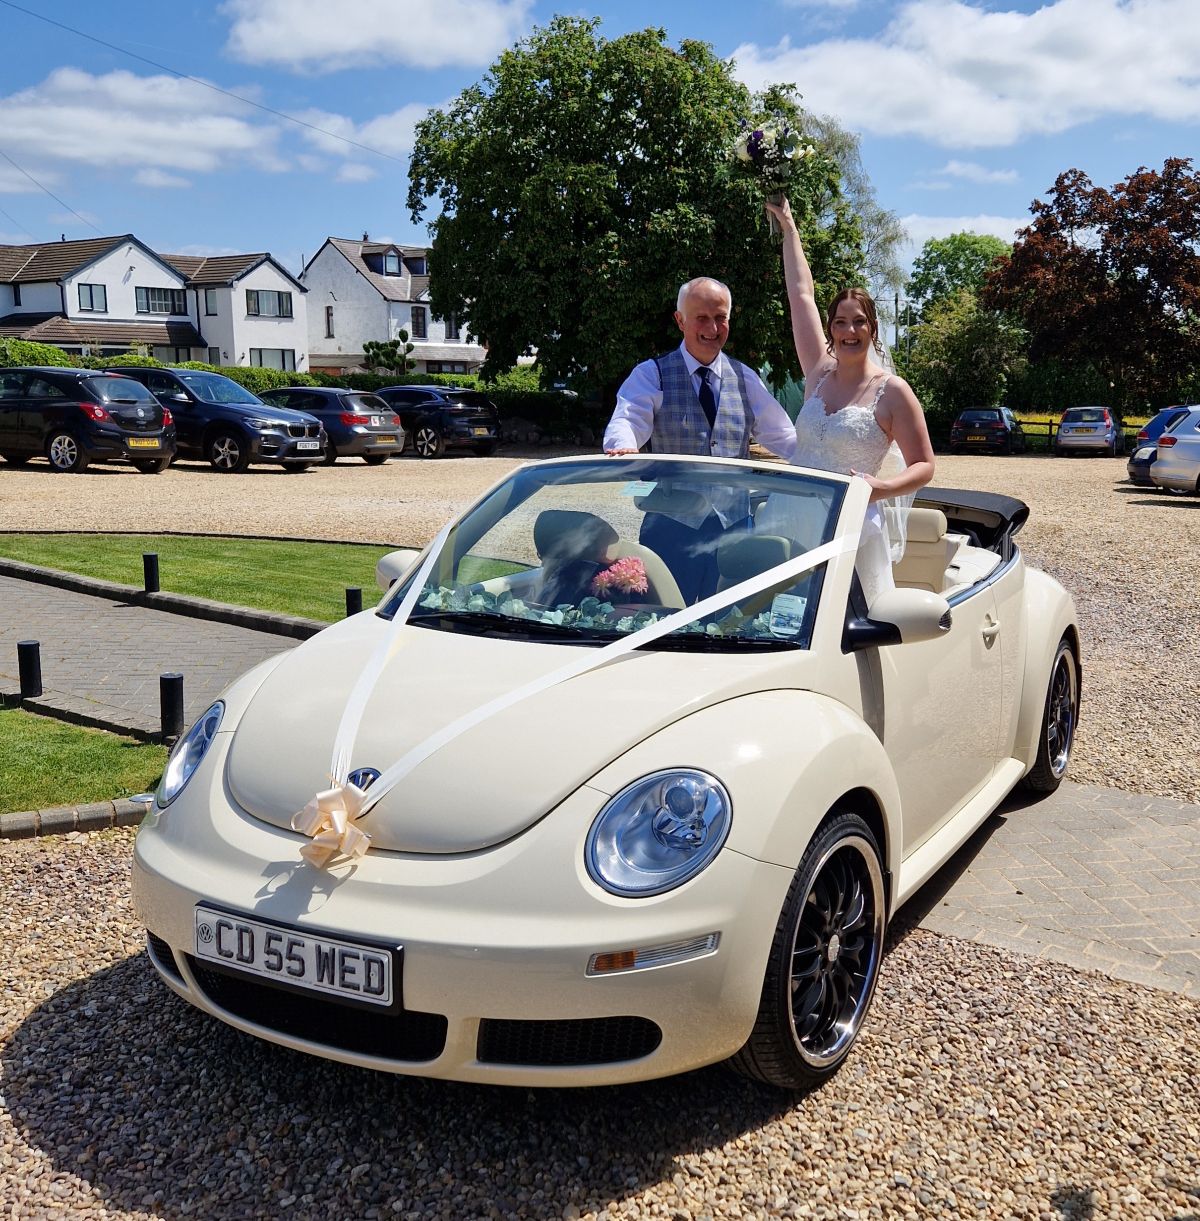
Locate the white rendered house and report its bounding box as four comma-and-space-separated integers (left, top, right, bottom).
300, 236, 486, 376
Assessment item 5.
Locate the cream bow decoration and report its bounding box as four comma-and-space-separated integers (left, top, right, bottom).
290, 780, 372, 868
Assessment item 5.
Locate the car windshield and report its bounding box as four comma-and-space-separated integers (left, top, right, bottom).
176, 371, 264, 404
443, 392, 492, 409
960, 410, 1000, 423
347, 394, 391, 412
1063, 408, 1107, 423
381, 457, 847, 651
86, 376, 158, 403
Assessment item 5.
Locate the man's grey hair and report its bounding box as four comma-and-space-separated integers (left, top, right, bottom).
676, 276, 733, 315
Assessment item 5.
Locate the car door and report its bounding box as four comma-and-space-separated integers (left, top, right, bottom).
147, 372, 198, 452
20, 375, 69, 452
0, 370, 27, 452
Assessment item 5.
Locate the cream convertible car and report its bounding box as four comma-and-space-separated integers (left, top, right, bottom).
133, 454, 1080, 1090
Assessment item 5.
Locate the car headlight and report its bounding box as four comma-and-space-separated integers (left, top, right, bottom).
585, 769, 732, 897
158, 701, 224, 807
245, 417, 288, 430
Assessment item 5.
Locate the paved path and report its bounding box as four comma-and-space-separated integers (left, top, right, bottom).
2, 573, 1197, 997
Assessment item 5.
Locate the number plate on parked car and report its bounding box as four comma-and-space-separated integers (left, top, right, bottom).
193, 906, 395, 1006
967, 434, 986, 442
373, 436, 395, 444
296, 440, 321, 451
127, 438, 160, 449
472, 427, 490, 437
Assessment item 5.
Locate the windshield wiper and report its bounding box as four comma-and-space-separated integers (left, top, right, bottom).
646, 633, 802, 652
409, 609, 617, 643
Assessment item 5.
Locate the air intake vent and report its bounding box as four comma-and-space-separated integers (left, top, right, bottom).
477, 1016, 661, 1066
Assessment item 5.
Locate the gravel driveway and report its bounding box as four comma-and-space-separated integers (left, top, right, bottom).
2, 450, 1199, 1220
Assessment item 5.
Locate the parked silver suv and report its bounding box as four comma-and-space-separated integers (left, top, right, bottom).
1149, 405, 1200, 494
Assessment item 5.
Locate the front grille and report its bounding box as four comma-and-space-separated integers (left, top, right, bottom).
286, 423, 322, 438
186, 957, 447, 1061
477, 1016, 661, 1067
146, 931, 183, 982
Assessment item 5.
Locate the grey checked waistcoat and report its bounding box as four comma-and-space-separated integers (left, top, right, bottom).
651, 349, 755, 458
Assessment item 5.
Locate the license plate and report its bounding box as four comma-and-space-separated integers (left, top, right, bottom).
372, 436, 395, 444
193, 906, 395, 1007
967, 434, 986, 442
128, 437, 160, 449
472, 427, 491, 437
296, 440, 321, 451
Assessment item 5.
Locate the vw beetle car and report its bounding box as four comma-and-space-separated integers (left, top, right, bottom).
133, 454, 1080, 1089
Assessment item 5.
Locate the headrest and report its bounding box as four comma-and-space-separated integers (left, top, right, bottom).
906, 508, 948, 544
716, 534, 792, 584
533, 510, 618, 560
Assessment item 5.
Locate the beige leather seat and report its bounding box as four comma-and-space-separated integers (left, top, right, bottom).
893, 507, 951, 593
715, 534, 793, 592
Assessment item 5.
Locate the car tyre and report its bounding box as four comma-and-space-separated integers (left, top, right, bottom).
1021, 637, 1079, 793
414, 425, 445, 459
322, 446, 339, 466
474, 442, 496, 457
730, 810, 886, 1090
362, 454, 390, 465
207, 430, 251, 473
46, 431, 88, 473
1, 451, 30, 466
132, 456, 172, 474
282, 463, 312, 473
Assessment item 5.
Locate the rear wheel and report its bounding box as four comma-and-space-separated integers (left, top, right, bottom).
414, 425, 445, 459
730, 811, 887, 1090
282, 463, 312, 473
132, 456, 172, 474
1021, 637, 1079, 793
207, 430, 250, 473
474, 442, 496, 457
46, 431, 88, 473
362, 454, 390, 465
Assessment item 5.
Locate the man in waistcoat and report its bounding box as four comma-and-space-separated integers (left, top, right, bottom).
603, 276, 797, 602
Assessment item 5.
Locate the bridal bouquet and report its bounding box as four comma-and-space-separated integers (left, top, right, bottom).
730, 116, 817, 235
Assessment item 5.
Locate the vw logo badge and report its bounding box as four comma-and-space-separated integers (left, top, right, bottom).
348, 767, 381, 790
136, 407, 145, 418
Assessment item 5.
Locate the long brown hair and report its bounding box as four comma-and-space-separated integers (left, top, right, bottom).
825, 287, 884, 356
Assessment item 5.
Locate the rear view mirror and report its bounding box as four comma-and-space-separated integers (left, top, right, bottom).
375, 548, 421, 591
843, 588, 952, 651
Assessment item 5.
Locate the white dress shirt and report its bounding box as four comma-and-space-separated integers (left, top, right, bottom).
603, 342, 797, 460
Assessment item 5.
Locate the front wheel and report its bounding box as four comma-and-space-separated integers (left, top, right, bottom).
207, 431, 251, 473
414, 425, 445, 459
46, 432, 88, 473
1021, 637, 1079, 793
133, 456, 172, 474
322, 445, 339, 466
730, 811, 887, 1090
362, 454, 390, 465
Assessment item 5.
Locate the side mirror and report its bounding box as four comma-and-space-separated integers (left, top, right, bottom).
843, 588, 952, 652
375, 548, 421, 592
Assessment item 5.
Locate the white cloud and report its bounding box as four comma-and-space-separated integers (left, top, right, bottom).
898, 212, 1028, 270
938, 160, 1019, 185
135, 169, 191, 189
0, 68, 283, 174
222, 0, 533, 73
336, 163, 378, 183
0, 166, 50, 195
293, 103, 432, 160
733, 0, 1200, 147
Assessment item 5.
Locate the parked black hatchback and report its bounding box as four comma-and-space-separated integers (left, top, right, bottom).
107, 366, 325, 473
258, 387, 404, 464
949, 407, 1026, 454
0, 366, 176, 473
374, 385, 500, 458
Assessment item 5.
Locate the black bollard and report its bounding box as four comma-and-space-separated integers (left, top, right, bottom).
143, 552, 160, 594
17, 640, 42, 698
160, 672, 184, 745
345, 586, 363, 617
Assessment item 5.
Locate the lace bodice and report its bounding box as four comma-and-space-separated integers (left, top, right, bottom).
792, 373, 892, 476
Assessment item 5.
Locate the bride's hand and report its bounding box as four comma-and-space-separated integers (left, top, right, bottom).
851, 469, 889, 502
764, 195, 797, 232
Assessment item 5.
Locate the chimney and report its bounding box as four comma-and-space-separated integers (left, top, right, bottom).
60, 233, 66, 242
362, 231, 369, 242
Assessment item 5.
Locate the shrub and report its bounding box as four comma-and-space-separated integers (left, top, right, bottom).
0, 338, 78, 368
173, 362, 319, 394
86, 353, 165, 368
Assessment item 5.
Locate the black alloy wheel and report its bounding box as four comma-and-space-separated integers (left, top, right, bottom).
46, 431, 88, 473
1, 452, 30, 466
133, 456, 172, 474
731, 811, 887, 1090
362, 454, 390, 465
1021, 637, 1079, 792
207, 430, 251, 473
414, 425, 445, 459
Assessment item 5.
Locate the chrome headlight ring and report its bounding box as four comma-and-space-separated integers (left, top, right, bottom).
585, 768, 732, 898
157, 701, 224, 808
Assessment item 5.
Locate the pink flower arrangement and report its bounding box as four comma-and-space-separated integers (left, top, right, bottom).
591, 556, 649, 598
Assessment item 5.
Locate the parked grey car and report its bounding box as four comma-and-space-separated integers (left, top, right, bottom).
1054, 406, 1125, 456
259, 387, 404, 464
1149, 405, 1200, 494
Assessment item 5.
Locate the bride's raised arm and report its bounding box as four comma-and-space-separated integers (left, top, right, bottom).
766, 196, 830, 380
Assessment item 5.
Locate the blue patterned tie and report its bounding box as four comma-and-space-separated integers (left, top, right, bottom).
697, 366, 718, 431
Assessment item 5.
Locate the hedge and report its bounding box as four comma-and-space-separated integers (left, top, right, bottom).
0, 338, 79, 368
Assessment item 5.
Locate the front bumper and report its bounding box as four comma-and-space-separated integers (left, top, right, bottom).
250, 428, 326, 464
132, 737, 792, 1086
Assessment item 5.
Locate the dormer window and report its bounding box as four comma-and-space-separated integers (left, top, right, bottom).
384, 252, 400, 275
404, 256, 426, 275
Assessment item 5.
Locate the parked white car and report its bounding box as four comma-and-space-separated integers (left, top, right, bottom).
133, 454, 1080, 1089
1149, 405, 1200, 494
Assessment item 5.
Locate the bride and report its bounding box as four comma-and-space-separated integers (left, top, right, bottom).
764, 196, 936, 604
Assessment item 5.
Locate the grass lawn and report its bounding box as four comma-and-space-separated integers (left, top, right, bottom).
0, 707, 166, 815
0, 533, 395, 622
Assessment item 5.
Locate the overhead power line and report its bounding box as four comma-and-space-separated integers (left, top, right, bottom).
0, 0, 405, 164
0, 146, 101, 234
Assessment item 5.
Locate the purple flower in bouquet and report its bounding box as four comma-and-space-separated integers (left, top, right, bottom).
731, 115, 817, 234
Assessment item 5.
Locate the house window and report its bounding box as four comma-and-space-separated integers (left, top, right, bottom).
444, 312, 460, 341
78, 283, 108, 312
152, 345, 192, 362
136, 286, 187, 315
207, 346, 221, 365
383, 252, 400, 275
427, 362, 469, 374
250, 348, 296, 371
204, 288, 219, 316
410, 306, 427, 339
13, 284, 21, 307
245, 289, 293, 318
325, 305, 335, 338
405, 256, 426, 275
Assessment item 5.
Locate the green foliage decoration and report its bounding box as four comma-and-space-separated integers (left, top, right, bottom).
362, 332, 415, 374
0, 338, 79, 368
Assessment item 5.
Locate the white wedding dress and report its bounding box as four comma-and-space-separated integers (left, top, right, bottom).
761, 370, 906, 605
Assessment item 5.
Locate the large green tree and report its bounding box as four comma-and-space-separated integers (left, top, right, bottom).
407, 17, 874, 396
907, 232, 1011, 320
984, 158, 1200, 411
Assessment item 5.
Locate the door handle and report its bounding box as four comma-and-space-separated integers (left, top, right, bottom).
981, 616, 1001, 642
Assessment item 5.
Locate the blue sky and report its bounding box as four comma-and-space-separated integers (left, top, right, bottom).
1, 0, 1197, 289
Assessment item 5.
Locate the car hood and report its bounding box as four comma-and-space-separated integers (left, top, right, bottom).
225, 612, 798, 854
230, 403, 320, 424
